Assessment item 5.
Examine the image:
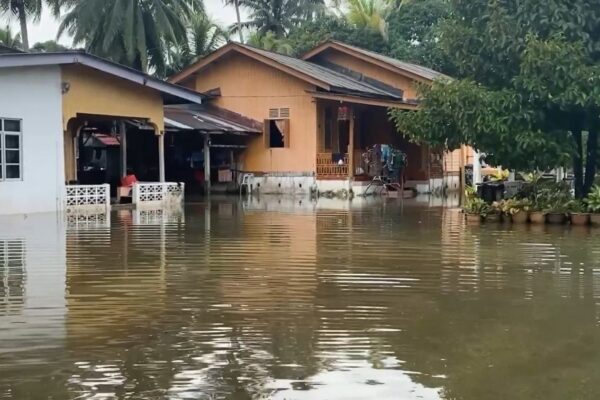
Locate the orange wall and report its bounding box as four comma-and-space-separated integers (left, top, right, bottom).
190, 53, 318, 173
61, 65, 164, 131
311, 49, 420, 100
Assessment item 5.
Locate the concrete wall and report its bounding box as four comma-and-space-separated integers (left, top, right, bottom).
0, 66, 64, 215
190, 53, 318, 173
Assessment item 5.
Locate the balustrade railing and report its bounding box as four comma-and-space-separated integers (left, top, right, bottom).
316, 153, 348, 179
65, 184, 110, 213
132, 182, 185, 209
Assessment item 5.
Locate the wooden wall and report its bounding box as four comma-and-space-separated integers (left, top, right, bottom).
188, 53, 318, 174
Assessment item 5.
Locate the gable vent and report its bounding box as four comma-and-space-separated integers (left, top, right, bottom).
268, 107, 290, 119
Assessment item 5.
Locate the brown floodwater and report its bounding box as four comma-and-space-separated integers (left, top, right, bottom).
1, 197, 600, 399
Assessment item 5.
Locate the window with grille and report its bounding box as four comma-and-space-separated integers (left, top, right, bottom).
265, 108, 290, 148
0, 118, 22, 181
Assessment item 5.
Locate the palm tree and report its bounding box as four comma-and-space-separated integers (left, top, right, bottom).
58, 0, 201, 72
0, 24, 22, 49
0, 0, 66, 50
247, 31, 293, 55
224, 0, 244, 42
163, 13, 228, 77
234, 0, 325, 38
344, 0, 396, 40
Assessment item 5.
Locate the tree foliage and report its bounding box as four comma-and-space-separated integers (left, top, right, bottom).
162, 12, 228, 77
58, 0, 201, 72
234, 0, 325, 37
0, 24, 21, 48
285, 15, 388, 56
390, 0, 600, 197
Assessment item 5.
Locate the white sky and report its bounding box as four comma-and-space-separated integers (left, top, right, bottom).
2, 0, 242, 46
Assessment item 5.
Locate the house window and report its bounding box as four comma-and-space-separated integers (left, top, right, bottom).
0, 118, 22, 181
265, 108, 290, 148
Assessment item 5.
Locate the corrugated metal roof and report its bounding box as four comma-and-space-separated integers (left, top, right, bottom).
322, 41, 448, 81
237, 44, 402, 99
165, 105, 262, 134
0, 51, 204, 104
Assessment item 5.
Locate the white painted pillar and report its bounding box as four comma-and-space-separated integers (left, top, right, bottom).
204, 134, 211, 194
119, 120, 127, 178
472, 150, 482, 185
158, 132, 165, 183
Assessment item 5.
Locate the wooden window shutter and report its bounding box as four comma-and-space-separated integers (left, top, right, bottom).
264, 119, 271, 148
282, 119, 290, 148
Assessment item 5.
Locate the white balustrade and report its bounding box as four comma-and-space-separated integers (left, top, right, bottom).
132, 182, 185, 209
65, 184, 111, 213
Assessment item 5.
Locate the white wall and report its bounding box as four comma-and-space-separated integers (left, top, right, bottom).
0, 66, 64, 215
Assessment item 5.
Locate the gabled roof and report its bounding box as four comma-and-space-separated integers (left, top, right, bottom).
0, 51, 204, 104
168, 42, 402, 100
302, 40, 448, 82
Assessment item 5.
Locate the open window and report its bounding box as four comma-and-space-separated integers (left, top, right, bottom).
265, 108, 290, 148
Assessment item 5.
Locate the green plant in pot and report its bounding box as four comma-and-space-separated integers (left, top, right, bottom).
500, 198, 531, 223
487, 201, 504, 222
544, 197, 571, 225
584, 186, 600, 225
530, 193, 548, 224
463, 197, 491, 223
569, 200, 590, 226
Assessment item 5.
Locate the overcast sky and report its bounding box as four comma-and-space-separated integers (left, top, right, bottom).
3, 0, 241, 46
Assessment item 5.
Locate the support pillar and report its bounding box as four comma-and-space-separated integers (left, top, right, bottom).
119, 120, 127, 178
472, 150, 482, 185
348, 107, 355, 179
158, 132, 165, 183
204, 134, 211, 194
459, 145, 466, 192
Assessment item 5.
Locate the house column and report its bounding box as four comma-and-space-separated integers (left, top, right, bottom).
119, 120, 127, 178
348, 107, 355, 179
472, 150, 482, 185
157, 131, 165, 183
204, 134, 211, 194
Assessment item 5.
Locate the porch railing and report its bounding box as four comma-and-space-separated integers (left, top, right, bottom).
65, 184, 111, 213
316, 153, 348, 179
132, 182, 185, 209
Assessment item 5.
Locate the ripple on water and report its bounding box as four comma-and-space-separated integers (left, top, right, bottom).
1, 202, 600, 399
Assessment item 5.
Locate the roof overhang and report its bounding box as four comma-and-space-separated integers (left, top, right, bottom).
303, 41, 437, 84
168, 42, 332, 90
308, 91, 419, 110
0, 52, 204, 104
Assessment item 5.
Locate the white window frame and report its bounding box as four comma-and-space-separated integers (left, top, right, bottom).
0, 118, 23, 182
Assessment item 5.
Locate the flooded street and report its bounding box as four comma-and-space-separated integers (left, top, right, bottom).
2, 197, 600, 399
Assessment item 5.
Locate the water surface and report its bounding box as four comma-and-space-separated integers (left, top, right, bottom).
1, 197, 600, 399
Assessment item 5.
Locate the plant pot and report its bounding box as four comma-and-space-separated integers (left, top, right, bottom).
511, 210, 529, 224
485, 213, 502, 223
546, 212, 567, 225
570, 213, 590, 226
465, 213, 482, 223
590, 214, 600, 226
529, 212, 546, 224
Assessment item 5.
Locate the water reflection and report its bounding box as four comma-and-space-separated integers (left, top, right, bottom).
1, 199, 600, 399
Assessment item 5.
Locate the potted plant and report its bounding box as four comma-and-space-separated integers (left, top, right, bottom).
499, 198, 531, 223
530, 194, 548, 224
463, 196, 491, 223
544, 198, 571, 224
487, 201, 504, 222
584, 185, 600, 225
568, 200, 590, 226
